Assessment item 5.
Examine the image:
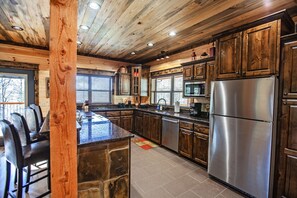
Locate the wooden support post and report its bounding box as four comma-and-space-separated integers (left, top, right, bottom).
49, 0, 77, 197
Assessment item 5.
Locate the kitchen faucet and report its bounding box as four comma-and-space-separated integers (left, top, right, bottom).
157, 98, 167, 110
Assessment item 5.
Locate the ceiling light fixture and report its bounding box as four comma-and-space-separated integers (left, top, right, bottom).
131, 51, 136, 55
77, 41, 82, 45
165, 55, 169, 59
80, 25, 89, 30
169, 31, 176, 37
88, 2, 100, 9
11, 25, 23, 31
156, 59, 160, 61
147, 42, 154, 47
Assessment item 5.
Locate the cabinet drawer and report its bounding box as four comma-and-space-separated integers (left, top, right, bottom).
180, 121, 193, 130
106, 111, 121, 117
121, 110, 133, 116
194, 124, 209, 134
95, 111, 106, 116
134, 110, 143, 117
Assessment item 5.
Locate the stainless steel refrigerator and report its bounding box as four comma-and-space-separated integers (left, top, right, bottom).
208, 76, 277, 198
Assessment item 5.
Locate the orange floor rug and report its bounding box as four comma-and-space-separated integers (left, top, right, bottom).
132, 137, 158, 150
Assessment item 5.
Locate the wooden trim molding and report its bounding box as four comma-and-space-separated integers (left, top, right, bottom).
151, 66, 183, 78
77, 68, 115, 76
49, 0, 78, 197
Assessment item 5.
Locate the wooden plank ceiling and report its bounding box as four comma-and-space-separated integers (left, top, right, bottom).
0, 0, 296, 64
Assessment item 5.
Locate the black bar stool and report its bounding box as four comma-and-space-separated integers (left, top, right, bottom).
1, 119, 50, 198
29, 104, 44, 129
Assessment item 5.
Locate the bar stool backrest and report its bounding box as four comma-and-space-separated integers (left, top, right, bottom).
11, 113, 31, 146
25, 107, 40, 133
29, 104, 44, 128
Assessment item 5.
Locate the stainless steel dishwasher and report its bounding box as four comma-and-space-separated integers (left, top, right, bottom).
162, 117, 179, 152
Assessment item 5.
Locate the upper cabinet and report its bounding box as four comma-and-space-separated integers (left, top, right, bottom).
183, 65, 194, 80
215, 13, 295, 80
216, 32, 242, 79
193, 63, 206, 80
117, 73, 131, 95
131, 66, 141, 95
182, 57, 214, 81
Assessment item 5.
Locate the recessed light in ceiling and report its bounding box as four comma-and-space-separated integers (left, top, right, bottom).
169, 31, 176, 37
131, 51, 136, 55
165, 56, 169, 59
80, 25, 89, 30
147, 42, 154, 47
89, 2, 100, 9
11, 25, 23, 31
156, 59, 160, 61
77, 41, 82, 45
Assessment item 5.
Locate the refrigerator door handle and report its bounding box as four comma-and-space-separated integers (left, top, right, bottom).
210, 81, 215, 114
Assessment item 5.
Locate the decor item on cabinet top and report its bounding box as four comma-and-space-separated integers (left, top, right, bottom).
200, 52, 209, 58
118, 66, 127, 73
191, 49, 197, 61
210, 42, 216, 57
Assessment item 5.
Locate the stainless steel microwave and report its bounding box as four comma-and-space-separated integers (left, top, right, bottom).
184, 81, 205, 97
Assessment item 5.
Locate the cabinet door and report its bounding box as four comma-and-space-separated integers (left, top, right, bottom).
121, 116, 133, 131
193, 132, 208, 166
216, 32, 242, 79
193, 63, 206, 80
119, 73, 131, 95
149, 115, 161, 144
183, 65, 193, 80
205, 61, 215, 97
242, 21, 279, 77
277, 100, 297, 197
179, 128, 193, 158
109, 117, 121, 126
134, 115, 143, 135
283, 40, 297, 98
142, 113, 150, 139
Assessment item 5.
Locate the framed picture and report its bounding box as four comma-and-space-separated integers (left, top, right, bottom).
46, 77, 50, 98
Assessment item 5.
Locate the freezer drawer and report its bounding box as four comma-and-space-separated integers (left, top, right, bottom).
208, 115, 274, 198
162, 117, 179, 152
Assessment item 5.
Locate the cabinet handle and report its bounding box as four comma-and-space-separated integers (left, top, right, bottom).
242, 71, 246, 75
236, 71, 239, 74
283, 101, 287, 105
284, 92, 288, 96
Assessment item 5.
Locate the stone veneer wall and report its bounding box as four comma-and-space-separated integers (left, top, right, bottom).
77, 139, 130, 198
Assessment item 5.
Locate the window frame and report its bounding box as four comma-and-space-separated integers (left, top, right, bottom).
76, 74, 112, 105
151, 74, 187, 106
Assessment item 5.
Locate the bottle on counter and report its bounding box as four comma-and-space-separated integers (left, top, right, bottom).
174, 101, 180, 113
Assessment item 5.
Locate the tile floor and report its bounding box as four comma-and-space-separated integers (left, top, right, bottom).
0, 137, 245, 197
130, 140, 244, 198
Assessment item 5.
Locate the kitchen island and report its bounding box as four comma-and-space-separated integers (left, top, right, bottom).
41, 113, 134, 198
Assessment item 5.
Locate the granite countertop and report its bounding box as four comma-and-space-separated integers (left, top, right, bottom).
92, 107, 209, 124
78, 114, 134, 146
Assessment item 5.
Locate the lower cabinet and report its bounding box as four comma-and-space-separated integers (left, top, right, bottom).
179, 121, 209, 166
142, 113, 150, 139
134, 115, 143, 135
149, 114, 162, 144
193, 132, 208, 166
109, 116, 121, 126
179, 128, 193, 158
120, 116, 133, 131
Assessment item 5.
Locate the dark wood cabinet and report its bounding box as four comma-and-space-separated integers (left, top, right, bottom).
117, 73, 130, 95
183, 65, 193, 80
193, 132, 208, 166
134, 115, 143, 135
149, 114, 162, 144
179, 128, 193, 158
193, 63, 206, 80
282, 40, 297, 99
242, 21, 278, 77
216, 32, 242, 79
276, 100, 297, 197
142, 113, 150, 139
109, 117, 121, 126
131, 66, 141, 96
120, 116, 133, 131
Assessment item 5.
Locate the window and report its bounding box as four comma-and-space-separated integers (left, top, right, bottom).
151, 75, 189, 106
76, 74, 112, 104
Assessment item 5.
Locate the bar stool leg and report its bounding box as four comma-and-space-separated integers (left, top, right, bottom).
47, 160, 51, 190
14, 167, 17, 185
4, 161, 11, 198
17, 168, 23, 198
25, 166, 31, 193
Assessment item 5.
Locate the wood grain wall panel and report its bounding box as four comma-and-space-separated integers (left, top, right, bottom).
49, 0, 78, 197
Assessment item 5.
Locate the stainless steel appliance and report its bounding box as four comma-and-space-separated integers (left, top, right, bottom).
189, 103, 202, 116
162, 117, 179, 152
184, 81, 205, 97
208, 77, 277, 198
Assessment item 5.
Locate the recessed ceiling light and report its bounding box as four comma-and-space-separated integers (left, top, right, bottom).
131, 51, 136, 55
11, 25, 23, 31
89, 2, 100, 9
156, 59, 160, 61
147, 42, 154, 47
165, 55, 169, 59
169, 31, 176, 37
161, 57, 164, 60
80, 25, 89, 30
77, 41, 82, 45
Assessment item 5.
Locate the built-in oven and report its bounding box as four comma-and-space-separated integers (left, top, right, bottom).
184, 81, 205, 97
